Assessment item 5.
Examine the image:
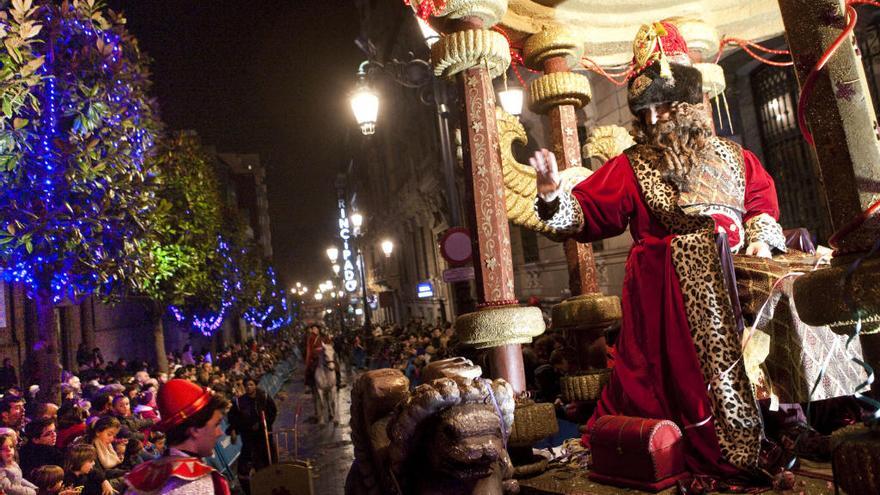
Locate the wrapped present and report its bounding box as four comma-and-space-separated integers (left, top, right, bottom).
588, 415, 688, 492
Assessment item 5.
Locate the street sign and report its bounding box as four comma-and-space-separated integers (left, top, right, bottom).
416, 281, 434, 298
442, 266, 475, 283
439, 227, 472, 266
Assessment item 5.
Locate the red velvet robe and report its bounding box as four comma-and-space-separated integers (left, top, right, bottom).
568, 146, 781, 476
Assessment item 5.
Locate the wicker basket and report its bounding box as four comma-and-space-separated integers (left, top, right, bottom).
509, 401, 559, 448
831, 424, 880, 495
561, 369, 611, 402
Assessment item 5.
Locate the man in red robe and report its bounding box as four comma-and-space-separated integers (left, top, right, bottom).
533, 21, 786, 479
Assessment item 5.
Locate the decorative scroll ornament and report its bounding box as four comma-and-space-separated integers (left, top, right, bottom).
522, 24, 583, 70
431, 29, 511, 78
695, 62, 726, 99
583, 125, 635, 162
455, 305, 546, 348
496, 107, 590, 234
527, 71, 592, 113
429, 0, 509, 27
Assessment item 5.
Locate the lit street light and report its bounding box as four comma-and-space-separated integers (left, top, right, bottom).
498, 86, 524, 116
332, 263, 340, 275
381, 239, 394, 258
350, 63, 379, 136
315, 293, 323, 301
350, 212, 363, 231
326, 247, 339, 263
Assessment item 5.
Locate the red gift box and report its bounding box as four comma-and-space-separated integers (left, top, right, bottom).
588, 415, 688, 492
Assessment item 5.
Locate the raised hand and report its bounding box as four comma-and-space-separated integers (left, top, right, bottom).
745, 240, 772, 258
529, 148, 561, 202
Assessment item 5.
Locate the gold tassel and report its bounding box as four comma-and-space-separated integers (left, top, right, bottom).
660, 57, 672, 79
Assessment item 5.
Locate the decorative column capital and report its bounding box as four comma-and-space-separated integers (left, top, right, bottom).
431, 29, 511, 78
414, 0, 509, 27
527, 71, 592, 114
522, 24, 583, 71
695, 62, 726, 99
664, 16, 721, 63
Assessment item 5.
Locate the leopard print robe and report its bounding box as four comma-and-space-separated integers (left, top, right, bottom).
625, 139, 764, 471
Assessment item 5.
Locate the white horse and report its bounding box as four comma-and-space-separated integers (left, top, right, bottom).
313, 341, 338, 426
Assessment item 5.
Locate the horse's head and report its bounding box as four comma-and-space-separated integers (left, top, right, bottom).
320, 342, 336, 370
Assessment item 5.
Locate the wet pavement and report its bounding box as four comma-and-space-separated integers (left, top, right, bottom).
272, 361, 354, 495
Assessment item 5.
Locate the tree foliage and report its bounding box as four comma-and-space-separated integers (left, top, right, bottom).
137, 133, 224, 307
0, 0, 161, 301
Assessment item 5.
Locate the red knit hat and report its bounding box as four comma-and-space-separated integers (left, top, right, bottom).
155, 379, 215, 432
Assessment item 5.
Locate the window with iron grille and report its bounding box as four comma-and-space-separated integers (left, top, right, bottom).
750, 63, 831, 242
857, 14, 880, 117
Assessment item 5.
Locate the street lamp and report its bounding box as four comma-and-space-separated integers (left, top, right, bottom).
350, 64, 379, 136
332, 263, 340, 275
350, 212, 363, 232
381, 239, 394, 258
326, 247, 339, 263
498, 86, 524, 116
498, 70, 524, 116
315, 292, 323, 301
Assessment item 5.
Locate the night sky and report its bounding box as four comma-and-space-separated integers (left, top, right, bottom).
106, 1, 363, 291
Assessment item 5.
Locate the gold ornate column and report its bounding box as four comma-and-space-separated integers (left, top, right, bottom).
775, 0, 880, 395
520, 26, 620, 375
523, 26, 599, 297
429, 0, 543, 394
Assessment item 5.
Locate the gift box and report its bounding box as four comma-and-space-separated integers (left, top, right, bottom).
588, 415, 688, 492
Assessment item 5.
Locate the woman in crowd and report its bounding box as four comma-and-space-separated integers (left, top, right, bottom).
83, 417, 124, 493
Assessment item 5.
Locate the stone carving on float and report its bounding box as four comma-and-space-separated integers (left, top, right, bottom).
496, 106, 590, 235
582, 125, 635, 163
345, 361, 519, 495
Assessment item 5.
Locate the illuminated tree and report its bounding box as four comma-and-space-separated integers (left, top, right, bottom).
0, 0, 160, 399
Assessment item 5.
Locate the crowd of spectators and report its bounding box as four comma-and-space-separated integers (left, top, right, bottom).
315, 314, 608, 411
0, 332, 295, 495
316, 317, 458, 387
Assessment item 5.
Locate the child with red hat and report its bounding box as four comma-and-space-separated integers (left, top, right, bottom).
124, 380, 230, 495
